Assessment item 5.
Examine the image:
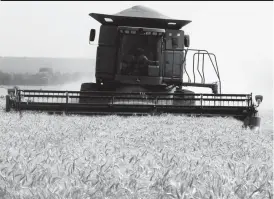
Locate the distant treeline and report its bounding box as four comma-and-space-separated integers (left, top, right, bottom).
0, 56, 95, 73
0, 70, 93, 86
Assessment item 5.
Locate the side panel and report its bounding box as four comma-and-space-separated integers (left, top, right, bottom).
95, 25, 118, 81
164, 51, 174, 77
96, 46, 117, 79
163, 29, 185, 83
163, 51, 184, 78
98, 25, 118, 45
173, 51, 184, 78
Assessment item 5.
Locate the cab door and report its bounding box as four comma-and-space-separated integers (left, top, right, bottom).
163, 29, 185, 82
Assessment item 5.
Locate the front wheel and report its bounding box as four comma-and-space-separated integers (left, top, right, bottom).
173, 89, 196, 106
79, 83, 101, 104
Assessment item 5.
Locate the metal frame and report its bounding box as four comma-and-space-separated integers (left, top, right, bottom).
181, 49, 221, 94
6, 89, 254, 116
162, 48, 221, 94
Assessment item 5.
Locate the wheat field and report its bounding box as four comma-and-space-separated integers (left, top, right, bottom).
0, 98, 273, 199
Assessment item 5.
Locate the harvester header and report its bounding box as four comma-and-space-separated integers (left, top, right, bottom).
5, 5, 263, 129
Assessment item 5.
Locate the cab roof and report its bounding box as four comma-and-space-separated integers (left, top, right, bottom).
89, 5, 191, 30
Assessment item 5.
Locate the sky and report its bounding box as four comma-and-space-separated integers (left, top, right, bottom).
0, 1, 273, 109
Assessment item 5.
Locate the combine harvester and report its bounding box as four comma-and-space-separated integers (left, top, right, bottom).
5, 5, 263, 129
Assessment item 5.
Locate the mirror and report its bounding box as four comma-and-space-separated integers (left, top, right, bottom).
184, 35, 190, 47
89, 29, 96, 42
255, 95, 263, 105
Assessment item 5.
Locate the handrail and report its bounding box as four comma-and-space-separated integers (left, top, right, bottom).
180, 48, 221, 94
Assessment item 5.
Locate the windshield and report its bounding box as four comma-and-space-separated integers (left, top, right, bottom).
119, 34, 162, 76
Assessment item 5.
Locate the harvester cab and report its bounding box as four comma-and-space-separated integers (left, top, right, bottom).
5, 5, 263, 129
85, 7, 218, 95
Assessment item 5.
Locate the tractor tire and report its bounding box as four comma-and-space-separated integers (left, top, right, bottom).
173, 89, 196, 106
80, 82, 98, 92
243, 116, 261, 130
79, 83, 102, 104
